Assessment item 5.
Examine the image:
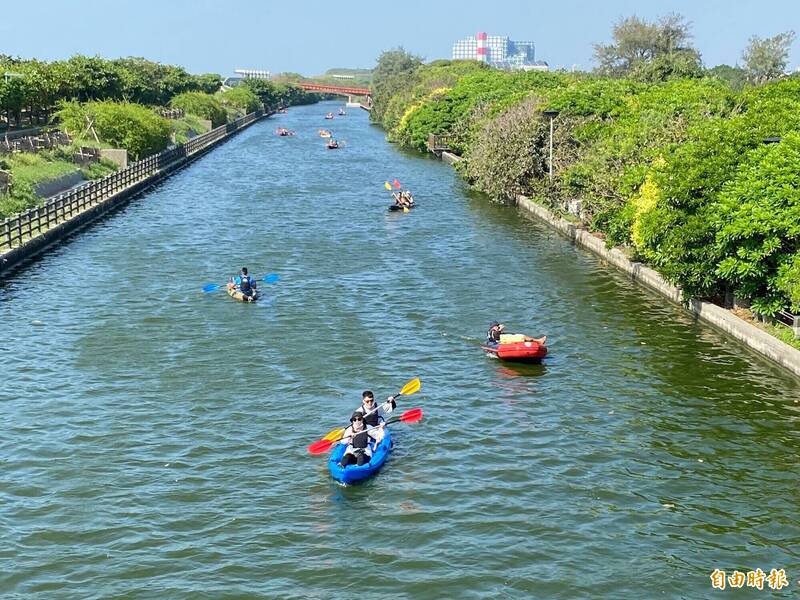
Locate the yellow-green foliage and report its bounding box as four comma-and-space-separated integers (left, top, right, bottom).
630, 162, 664, 253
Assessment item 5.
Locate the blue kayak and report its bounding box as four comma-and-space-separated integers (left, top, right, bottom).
328, 429, 392, 485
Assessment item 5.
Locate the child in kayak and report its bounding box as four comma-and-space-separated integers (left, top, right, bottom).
338, 411, 384, 467
355, 390, 396, 427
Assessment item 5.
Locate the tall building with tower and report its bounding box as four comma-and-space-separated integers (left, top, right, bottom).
452, 32, 546, 71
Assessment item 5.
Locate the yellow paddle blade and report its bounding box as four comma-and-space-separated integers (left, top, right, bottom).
384, 181, 392, 190
323, 427, 345, 441
399, 377, 421, 396
403, 207, 409, 213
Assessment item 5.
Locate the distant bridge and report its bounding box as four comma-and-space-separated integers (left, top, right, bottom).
294, 82, 372, 110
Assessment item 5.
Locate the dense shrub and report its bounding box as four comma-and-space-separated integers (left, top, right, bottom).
219, 87, 261, 114
56, 100, 171, 159
169, 92, 227, 127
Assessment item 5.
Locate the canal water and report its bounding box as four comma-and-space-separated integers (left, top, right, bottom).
2, 102, 800, 599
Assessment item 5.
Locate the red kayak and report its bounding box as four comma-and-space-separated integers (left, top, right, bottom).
482, 335, 547, 363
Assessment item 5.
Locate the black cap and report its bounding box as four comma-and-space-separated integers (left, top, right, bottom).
350, 411, 364, 422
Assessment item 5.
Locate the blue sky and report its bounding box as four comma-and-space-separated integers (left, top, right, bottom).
1, 0, 798, 75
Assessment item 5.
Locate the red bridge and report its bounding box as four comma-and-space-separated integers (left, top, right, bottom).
295, 82, 371, 96
294, 82, 372, 109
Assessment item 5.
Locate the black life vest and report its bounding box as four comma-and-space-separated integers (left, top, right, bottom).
487, 328, 500, 343
361, 403, 379, 427
351, 429, 369, 449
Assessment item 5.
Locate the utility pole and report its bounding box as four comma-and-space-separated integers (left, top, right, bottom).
543, 109, 559, 182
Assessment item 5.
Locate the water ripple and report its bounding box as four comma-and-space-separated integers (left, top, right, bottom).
2, 102, 800, 598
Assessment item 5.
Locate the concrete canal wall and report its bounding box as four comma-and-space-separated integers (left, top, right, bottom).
440, 151, 800, 379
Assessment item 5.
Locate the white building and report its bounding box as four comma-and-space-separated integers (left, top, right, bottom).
452, 32, 545, 71
234, 69, 271, 80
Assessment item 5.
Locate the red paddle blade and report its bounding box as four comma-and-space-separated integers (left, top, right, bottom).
393, 178, 401, 189
398, 407, 423, 423
307, 438, 335, 455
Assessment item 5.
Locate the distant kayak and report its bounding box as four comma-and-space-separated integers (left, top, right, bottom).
328, 428, 392, 485
226, 283, 258, 303
388, 204, 416, 212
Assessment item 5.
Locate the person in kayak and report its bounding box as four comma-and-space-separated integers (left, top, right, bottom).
392, 191, 413, 209
355, 390, 396, 427
486, 321, 505, 347
235, 267, 257, 300
338, 411, 384, 467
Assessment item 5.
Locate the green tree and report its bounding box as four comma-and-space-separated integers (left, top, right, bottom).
593, 13, 702, 81
371, 48, 423, 122
195, 73, 222, 94
713, 132, 800, 314
66, 55, 124, 101
241, 79, 280, 107
169, 91, 227, 127
0, 75, 28, 126
157, 65, 197, 105
708, 64, 749, 91
219, 87, 261, 114
742, 31, 796, 85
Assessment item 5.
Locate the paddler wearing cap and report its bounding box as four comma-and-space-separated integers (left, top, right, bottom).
337, 410, 385, 468
486, 321, 505, 347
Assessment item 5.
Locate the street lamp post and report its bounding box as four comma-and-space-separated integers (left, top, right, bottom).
543, 109, 559, 182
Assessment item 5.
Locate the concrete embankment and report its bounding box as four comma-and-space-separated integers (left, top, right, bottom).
440, 151, 800, 378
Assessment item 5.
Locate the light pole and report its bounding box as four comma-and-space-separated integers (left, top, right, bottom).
543, 109, 559, 182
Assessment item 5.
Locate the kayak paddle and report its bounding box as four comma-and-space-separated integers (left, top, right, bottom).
308, 408, 423, 455
202, 273, 280, 293
320, 377, 421, 441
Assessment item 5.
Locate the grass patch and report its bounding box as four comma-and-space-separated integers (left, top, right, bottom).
79, 158, 117, 180
762, 321, 800, 352
71, 137, 115, 150
171, 114, 212, 145
2, 151, 78, 189
0, 147, 118, 219
731, 307, 800, 351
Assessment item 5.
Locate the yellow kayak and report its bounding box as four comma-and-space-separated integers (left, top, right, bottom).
226, 283, 258, 303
